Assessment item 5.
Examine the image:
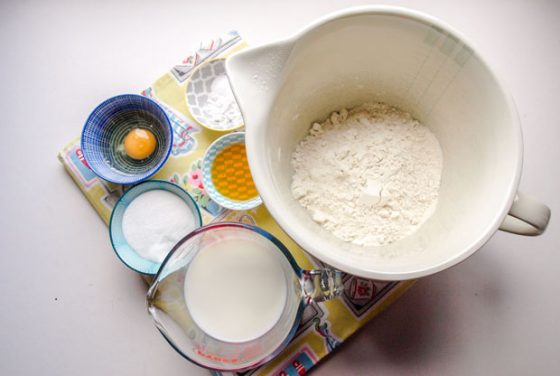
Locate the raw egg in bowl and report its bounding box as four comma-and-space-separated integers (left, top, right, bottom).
81, 94, 173, 185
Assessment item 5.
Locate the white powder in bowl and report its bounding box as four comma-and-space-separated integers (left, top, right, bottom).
291, 102, 443, 247
121, 189, 197, 263
205, 75, 243, 127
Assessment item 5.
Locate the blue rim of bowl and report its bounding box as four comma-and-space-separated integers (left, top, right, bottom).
80, 94, 173, 185
109, 179, 203, 275
202, 132, 262, 211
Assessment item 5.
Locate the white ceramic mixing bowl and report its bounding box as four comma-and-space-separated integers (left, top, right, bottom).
226, 6, 551, 280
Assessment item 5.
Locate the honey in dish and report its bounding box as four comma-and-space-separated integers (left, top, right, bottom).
211, 143, 258, 201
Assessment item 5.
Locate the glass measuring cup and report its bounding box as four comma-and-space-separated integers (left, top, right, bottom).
147, 222, 343, 372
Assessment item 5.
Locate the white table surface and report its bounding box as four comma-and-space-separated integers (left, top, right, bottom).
1, 0, 558, 374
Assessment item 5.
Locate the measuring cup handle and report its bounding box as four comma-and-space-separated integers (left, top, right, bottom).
302, 269, 344, 303
499, 191, 551, 236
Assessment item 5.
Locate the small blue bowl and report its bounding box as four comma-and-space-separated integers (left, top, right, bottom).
81, 94, 173, 185
109, 180, 202, 275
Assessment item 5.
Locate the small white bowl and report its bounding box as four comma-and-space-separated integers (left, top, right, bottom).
185, 58, 244, 132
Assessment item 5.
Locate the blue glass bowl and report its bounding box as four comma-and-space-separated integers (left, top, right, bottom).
81, 94, 173, 185
109, 180, 203, 275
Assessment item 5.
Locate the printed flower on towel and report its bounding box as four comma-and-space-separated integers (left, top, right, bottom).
168, 173, 181, 185
184, 160, 223, 216
188, 166, 204, 191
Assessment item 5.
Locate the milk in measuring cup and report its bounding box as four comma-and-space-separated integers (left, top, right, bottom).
184, 237, 288, 343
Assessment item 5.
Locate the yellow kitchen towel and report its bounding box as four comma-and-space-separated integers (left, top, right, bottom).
57, 31, 414, 376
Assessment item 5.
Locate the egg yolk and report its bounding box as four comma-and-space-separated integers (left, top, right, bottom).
123, 128, 157, 160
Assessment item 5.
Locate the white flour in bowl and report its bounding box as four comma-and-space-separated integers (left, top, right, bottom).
291, 103, 443, 246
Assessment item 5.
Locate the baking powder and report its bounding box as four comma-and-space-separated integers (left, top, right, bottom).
205, 75, 243, 127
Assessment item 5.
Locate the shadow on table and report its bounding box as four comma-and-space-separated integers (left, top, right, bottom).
313, 245, 507, 373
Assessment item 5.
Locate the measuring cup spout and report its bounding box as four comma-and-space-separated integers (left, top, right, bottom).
225, 40, 294, 131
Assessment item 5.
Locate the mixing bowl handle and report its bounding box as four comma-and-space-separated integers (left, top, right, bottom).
302, 269, 344, 303
499, 191, 551, 236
